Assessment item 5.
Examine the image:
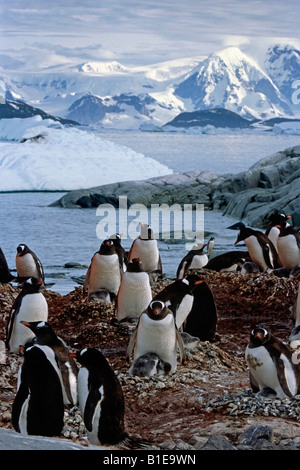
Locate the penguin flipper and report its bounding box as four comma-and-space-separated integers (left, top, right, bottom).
273, 355, 297, 397
175, 326, 185, 365
84, 386, 102, 432
126, 325, 139, 362
5, 306, 18, 348
83, 264, 91, 293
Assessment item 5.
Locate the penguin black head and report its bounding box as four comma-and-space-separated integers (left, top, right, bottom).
70, 347, 108, 369
127, 258, 144, 272
250, 327, 271, 346
99, 239, 115, 255
20, 320, 54, 338
16, 244, 29, 256
21, 277, 44, 292
234, 225, 254, 245
147, 300, 169, 321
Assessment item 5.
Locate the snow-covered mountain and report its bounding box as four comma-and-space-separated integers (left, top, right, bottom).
174, 47, 293, 120
0, 45, 299, 129
264, 44, 300, 110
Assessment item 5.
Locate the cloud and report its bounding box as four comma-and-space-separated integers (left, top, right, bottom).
0, 0, 299, 69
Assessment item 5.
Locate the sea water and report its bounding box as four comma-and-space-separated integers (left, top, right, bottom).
0, 130, 299, 294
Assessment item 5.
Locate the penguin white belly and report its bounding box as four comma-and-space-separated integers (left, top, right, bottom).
245, 346, 296, 398
18, 397, 30, 435
9, 294, 48, 353
88, 254, 121, 295
267, 227, 279, 252
117, 272, 152, 321
245, 236, 269, 271
189, 254, 208, 269
133, 313, 177, 372
277, 236, 300, 269
130, 240, 159, 271
77, 368, 103, 445
175, 294, 194, 329
16, 254, 39, 278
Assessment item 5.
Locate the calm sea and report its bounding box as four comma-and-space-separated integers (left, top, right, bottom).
0, 130, 299, 294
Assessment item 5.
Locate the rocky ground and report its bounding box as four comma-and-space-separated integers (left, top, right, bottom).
1, 269, 300, 451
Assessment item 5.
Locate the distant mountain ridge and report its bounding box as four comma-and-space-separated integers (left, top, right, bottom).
0, 44, 299, 129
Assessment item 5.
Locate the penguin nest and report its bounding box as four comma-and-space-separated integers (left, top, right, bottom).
0, 270, 299, 448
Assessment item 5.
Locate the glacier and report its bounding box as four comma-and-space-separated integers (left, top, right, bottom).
0, 117, 172, 191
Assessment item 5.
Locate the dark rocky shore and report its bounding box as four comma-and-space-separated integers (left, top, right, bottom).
51, 145, 300, 228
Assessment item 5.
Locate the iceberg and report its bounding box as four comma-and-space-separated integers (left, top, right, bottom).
0, 117, 172, 191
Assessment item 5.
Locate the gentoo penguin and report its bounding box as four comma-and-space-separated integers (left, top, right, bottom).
70, 347, 147, 447
206, 236, 215, 256
20, 321, 78, 407
15, 244, 44, 283
234, 224, 278, 272
0, 247, 15, 283
115, 258, 152, 323
245, 327, 300, 398
128, 352, 172, 377
265, 213, 292, 250
183, 274, 217, 342
239, 261, 261, 274
127, 300, 185, 375
12, 344, 64, 437
176, 243, 208, 279
109, 233, 128, 271
5, 278, 48, 354
151, 277, 197, 329
276, 225, 300, 270
84, 239, 123, 302
205, 250, 250, 272
128, 223, 162, 274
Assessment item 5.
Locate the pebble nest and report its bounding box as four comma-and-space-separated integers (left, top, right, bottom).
1, 268, 300, 450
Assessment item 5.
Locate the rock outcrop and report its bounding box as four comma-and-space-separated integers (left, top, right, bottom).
51, 145, 300, 228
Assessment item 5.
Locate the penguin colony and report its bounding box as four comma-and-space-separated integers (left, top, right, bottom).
1, 211, 300, 445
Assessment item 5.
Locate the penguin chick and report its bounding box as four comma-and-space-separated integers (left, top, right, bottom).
128, 352, 172, 377
127, 300, 185, 375
15, 244, 44, 284
12, 344, 64, 437
176, 243, 208, 279
5, 278, 48, 354
20, 321, 78, 406
245, 327, 300, 398
70, 348, 149, 448
234, 224, 278, 272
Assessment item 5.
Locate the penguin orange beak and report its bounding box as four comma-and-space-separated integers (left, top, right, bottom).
20, 321, 31, 326
195, 280, 203, 285
69, 353, 77, 358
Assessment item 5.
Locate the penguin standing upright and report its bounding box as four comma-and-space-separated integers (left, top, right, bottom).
0, 247, 15, 284
115, 258, 152, 323
265, 212, 292, 260
71, 347, 147, 447
127, 300, 185, 375
12, 344, 64, 437
151, 278, 195, 329
276, 225, 300, 270
128, 223, 162, 274
234, 224, 278, 272
5, 278, 48, 354
183, 274, 217, 342
84, 239, 123, 302
245, 327, 300, 398
15, 244, 44, 283
176, 243, 208, 279
20, 321, 78, 406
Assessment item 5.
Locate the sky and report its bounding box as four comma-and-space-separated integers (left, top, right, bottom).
0, 0, 299, 71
